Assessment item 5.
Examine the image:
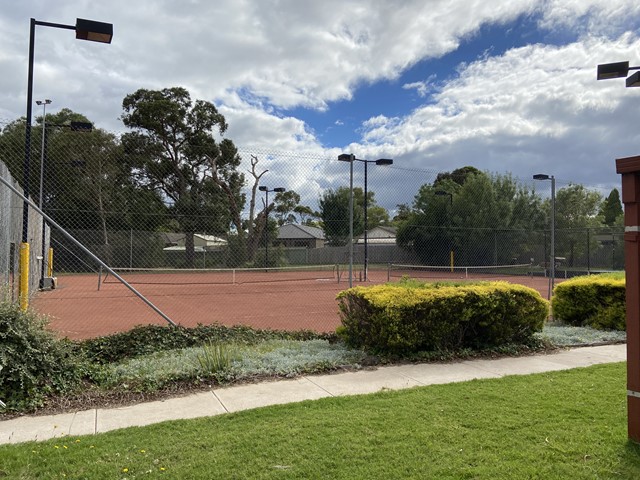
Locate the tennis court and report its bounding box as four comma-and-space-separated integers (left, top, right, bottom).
32, 264, 556, 340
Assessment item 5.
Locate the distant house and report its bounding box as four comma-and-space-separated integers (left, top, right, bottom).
161, 233, 228, 252
276, 224, 325, 249
356, 226, 397, 244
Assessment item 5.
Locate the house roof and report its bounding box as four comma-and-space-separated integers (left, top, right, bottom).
277, 224, 325, 240
355, 226, 397, 244
160, 232, 227, 246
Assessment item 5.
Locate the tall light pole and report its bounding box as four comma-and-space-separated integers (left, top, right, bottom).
20, 17, 113, 309
339, 154, 393, 282
533, 174, 555, 300
601, 59, 640, 443
258, 185, 285, 268
36, 99, 51, 289
435, 190, 454, 270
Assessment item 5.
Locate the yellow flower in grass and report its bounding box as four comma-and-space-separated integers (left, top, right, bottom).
122, 467, 129, 473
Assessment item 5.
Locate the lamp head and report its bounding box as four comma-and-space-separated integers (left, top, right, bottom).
626, 71, 640, 87
273, 187, 286, 193
375, 158, 393, 166
533, 174, 550, 180
597, 61, 629, 80
75, 18, 113, 43
258, 186, 267, 192
338, 153, 354, 162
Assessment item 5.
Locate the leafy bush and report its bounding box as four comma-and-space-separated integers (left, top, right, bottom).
79, 323, 334, 364
336, 281, 548, 354
551, 274, 626, 330
0, 300, 86, 410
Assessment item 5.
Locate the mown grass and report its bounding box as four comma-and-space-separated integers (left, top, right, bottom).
1, 363, 639, 479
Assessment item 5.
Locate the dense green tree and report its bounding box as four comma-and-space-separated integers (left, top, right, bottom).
600, 188, 623, 226
318, 186, 389, 245
433, 166, 482, 188
120, 87, 244, 267
293, 205, 320, 225
553, 184, 603, 267
397, 168, 547, 266
273, 190, 301, 225
0, 109, 165, 235
318, 187, 364, 246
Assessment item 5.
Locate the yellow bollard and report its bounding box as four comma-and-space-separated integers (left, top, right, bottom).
47, 247, 54, 277
19, 242, 30, 311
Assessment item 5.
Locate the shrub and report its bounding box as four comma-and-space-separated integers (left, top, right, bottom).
0, 300, 86, 410
336, 281, 548, 354
551, 274, 626, 330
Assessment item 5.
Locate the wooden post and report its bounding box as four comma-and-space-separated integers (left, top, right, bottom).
616, 155, 640, 443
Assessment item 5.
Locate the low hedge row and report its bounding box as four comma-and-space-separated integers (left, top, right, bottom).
78, 323, 334, 364
551, 273, 625, 330
336, 281, 548, 354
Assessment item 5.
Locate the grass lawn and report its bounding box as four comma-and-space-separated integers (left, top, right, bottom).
1, 362, 639, 479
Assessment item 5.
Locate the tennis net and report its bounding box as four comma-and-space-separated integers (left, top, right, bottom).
387, 263, 533, 282
100, 264, 340, 286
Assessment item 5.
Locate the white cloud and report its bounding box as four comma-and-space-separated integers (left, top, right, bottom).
356, 32, 640, 192
2, 0, 640, 208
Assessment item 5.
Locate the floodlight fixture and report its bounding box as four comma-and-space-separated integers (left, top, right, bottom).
627, 71, 640, 88
75, 18, 113, 43
375, 158, 393, 166
597, 61, 630, 80
597, 60, 640, 87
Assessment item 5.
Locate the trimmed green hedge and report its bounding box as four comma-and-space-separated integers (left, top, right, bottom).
336, 281, 548, 354
551, 273, 625, 330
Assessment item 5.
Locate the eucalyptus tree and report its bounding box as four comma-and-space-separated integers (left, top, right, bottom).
120, 87, 244, 267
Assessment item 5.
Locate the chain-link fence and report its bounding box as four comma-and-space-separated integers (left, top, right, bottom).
0, 119, 624, 339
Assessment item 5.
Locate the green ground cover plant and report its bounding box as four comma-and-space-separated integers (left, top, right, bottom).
1, 363, 638, 479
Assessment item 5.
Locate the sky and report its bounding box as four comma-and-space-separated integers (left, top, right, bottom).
2, 0, 640, 213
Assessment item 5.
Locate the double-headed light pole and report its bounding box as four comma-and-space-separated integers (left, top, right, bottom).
532, 174, 555, 300
19, 17, 112, 309
258, 186, 285, 268
338, 154, 393, 286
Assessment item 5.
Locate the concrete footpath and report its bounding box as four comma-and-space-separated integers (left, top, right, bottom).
0, 344, 626, 445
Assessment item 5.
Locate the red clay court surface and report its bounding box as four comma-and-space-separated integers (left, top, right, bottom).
31, 268, 557, 340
